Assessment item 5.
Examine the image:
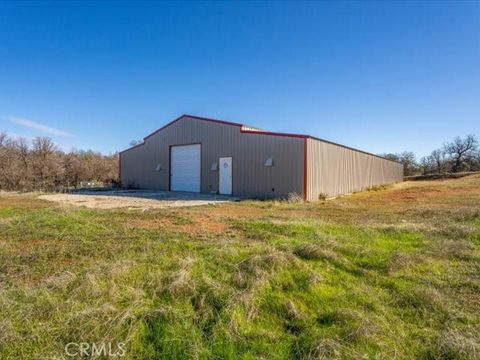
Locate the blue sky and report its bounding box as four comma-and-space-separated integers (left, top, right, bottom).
0, 1, 479, 157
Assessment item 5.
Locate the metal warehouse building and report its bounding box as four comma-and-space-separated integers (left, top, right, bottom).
119, 115, 403, 201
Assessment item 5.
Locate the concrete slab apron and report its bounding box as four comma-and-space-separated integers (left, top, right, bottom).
38, 190, 239, 210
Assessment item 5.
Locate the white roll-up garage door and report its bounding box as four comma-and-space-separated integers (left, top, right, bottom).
170, 144, 201, 192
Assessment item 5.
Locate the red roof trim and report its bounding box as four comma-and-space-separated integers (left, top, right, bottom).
119, 141, 145, 154
308, 136, 402, 165
120, 114, 308, 154
119, 114, 402, 165
119, 114, 244, 154
240, 128, 308, 139
144, 114, 243, 140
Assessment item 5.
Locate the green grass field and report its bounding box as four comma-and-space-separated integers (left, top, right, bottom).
1, 175, 479, 359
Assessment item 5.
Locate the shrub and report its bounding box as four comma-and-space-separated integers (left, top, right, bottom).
318, 193, 328, 201
367, 184, 390, 191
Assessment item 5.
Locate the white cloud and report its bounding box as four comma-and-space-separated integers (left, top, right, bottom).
6, 116, 75, 138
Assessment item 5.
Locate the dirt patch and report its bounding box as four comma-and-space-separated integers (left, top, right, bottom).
385, 186, 480, 203
355, 176, 480, 206
38, 193, 234, 210
384, 187, 443, 202
16, 238, 46, 252
204, 203, 264, 219
0, 193, 48, 209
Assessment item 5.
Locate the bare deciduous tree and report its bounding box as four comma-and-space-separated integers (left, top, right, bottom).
0, 134, 119, 191
430, 149, 448, 173
0, 132, 7, 146
443, 135, 478, 173
421, 149, 448, 174
381, 151, 419, 176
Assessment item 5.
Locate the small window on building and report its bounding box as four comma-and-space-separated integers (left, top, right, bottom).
211, 162, 218, 171
264, 158, 274, 167
155, 164, 162, 172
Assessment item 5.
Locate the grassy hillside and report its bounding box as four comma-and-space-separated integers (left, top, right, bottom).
1, 175, 479, 359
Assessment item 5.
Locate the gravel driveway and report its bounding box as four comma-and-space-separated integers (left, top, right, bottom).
39, 189, 238, 210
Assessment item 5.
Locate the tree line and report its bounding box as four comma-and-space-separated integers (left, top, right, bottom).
381, 135, 480, 176
0, 132, 119, 191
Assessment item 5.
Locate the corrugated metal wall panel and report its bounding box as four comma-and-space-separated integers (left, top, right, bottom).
120, 116, 305, 199
306, 138, 403, 200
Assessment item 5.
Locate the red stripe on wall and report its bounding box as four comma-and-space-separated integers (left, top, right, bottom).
240, 129, 309, 139
303, 137, 308, 201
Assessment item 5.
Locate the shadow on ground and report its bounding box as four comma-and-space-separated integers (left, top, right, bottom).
68, 188, 238, 202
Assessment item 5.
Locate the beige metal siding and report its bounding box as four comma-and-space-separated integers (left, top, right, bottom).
306, 138, 403, 200
120, 116, 304, 199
